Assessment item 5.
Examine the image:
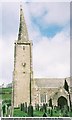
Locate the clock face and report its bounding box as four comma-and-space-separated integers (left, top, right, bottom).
22, 63, 26, 67
60, 89, 62, 92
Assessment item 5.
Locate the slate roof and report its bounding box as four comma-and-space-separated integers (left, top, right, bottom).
34, 78, 70, 88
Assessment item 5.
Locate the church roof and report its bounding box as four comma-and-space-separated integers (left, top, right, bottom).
34, 78, 70, 88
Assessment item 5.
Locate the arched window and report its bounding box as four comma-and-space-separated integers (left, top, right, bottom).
40, 94, 46, 103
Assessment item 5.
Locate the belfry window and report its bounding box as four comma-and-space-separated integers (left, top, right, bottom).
23, 46, 25, 50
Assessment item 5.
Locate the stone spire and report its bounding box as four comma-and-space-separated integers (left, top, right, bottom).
18, 5, 29, 42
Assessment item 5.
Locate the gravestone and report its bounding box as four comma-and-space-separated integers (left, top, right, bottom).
22, 103, 25, 112
24, 102, 27, 113
2, 104, 6, 117
35, 104, 39, 111
43, 103, 47, 113
50, 109, 53, 117
28, 104, 33, 117
20, 103, 23, 111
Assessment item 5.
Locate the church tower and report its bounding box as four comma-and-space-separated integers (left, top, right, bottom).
13, 5, 32, 107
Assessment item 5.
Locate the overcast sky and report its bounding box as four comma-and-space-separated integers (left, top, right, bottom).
0, 1, 70, 85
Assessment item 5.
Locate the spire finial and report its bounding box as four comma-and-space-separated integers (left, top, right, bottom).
18, 4, 29, 42
20, 3, 22, 10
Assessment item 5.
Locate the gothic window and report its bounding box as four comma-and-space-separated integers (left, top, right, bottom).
40, 94, 46, 103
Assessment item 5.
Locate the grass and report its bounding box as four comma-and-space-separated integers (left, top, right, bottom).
34, 110, 44, 117
69, 111, 72, 117
2, 87, 12, 100
13, 108, 54, 117
13, 108, 28, 117
13, 108, 72, 117
2, 87, 12, 93
13, 108, 44, 117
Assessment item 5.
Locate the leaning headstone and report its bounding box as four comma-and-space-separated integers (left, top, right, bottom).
35, 103, 37, 110
2, 104, 6, 117
0, 100, 2, 117
67, 106, 69, 112
40, 105, 43, 112
5, 104, 8, 117
22, 103, 25, 112
20, 103, 24, 111
50, 109, 53, 117
48, 108, 50, 114
71, 105, 72, 112
28, 104, 33, 117
49, 98, 52, 107
43, 103, 47, 113
20, 103, 23, 111
36, 104, 39, 111
8, 106, 12, 117
24, 102, 27, 113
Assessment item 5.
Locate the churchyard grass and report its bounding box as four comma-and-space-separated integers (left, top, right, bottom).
13, 108, 28, 117
13, 108, 44, 117
2, 87, 12, 100
34, 110, 44, 117
13, 108, 72, 117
